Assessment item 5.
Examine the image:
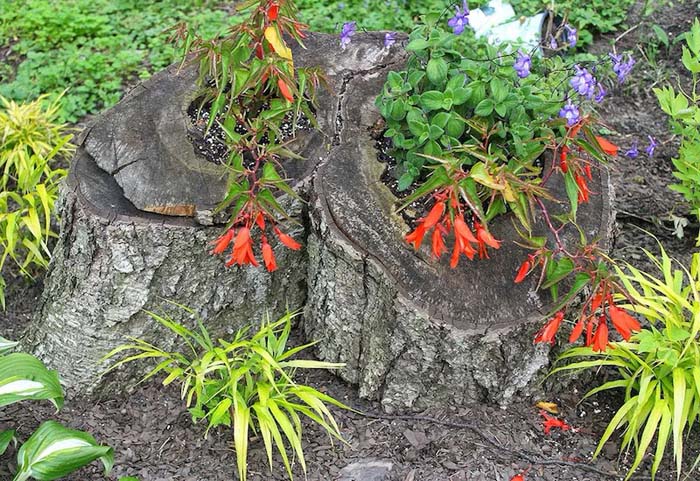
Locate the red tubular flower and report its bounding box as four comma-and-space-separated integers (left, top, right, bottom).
585, 317, 595, 346
575, 174, 590, 203
255, 212, 266, 230
559, 145, 569, 173
423, 200, 445, 229
514, 258, 531, 283
431, 228, 446, 259
227, 227, 259, 267
278, 78, 294, 102
592, 319, 609, 352
534, 311, 565, 345
540, 411, 571, 435
406, 224, 427, 250
261, 237, 277, 272
454, 214, 478, 244
475, 221, 501, 259
584, 163, 593, 180
569, 317, 585, 343
274, 227, 302, 250
608, 305, 641, 341
267, 2, 279, 20
595, 136, 619, 156
211, 228, 234, 255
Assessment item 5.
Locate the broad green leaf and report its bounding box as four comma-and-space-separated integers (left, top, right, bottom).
0, 353, 63, 409
0, 429, 15, 456
13, 421, 113, 481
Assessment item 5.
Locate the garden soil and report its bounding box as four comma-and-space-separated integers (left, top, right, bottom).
3, 1, 700, 480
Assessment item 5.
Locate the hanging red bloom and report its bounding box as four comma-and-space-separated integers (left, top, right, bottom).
575, 173, 590, 203
559, 145, 569, 173
211, 228, 234, 255
592, 319, 609, 352
540, 411, 572, 435
595, 136, 618, 156
278, 78, 294, 102
267, 2, 279, 20
261, 237, 277, 272
569, 317, 585, 343
534, 311, 565, 345
475, 221, 501, 259
514, 258, 531, 283
274, 227, 302, 250
454, 214, 478, 244
424, 201, 445, 228
406, 224, 427, 250
431, 228, 446, 259
608, 305, 641, 341
227, 227, 259, 267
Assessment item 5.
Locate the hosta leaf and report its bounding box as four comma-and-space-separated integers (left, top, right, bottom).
0, 429, 15, 455
13, 421, 113, 481
0, 353, 63, 409
0, 336, 18, 355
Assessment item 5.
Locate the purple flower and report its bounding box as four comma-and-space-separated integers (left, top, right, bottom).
625, 141, 639, 158
447, 0, 470, 35
340, 21, 356, 49
549, 35, 558, 50
594, 83, 606, 103
559, 100, 581, 127
513, 50, 531, 78
646, 136, 658, 157
570, 65, 597, 98
384, 32, 397, 48
609, 52, 635, 83
564, 24, 577, 48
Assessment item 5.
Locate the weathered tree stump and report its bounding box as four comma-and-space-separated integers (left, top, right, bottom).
25, 33, 613, 409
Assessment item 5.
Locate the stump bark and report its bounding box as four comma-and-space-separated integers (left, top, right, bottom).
25, 33, 613, 409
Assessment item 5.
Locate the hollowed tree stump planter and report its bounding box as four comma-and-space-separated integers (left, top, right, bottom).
25, 33, 613, 411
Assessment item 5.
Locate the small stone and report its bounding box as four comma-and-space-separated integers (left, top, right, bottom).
337, 458, 394, 481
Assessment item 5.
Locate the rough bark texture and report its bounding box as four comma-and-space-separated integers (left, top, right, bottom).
26, 33, 613, 409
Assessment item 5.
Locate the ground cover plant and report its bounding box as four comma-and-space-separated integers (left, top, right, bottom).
0, 94, 72, 309
553, 243, 700, 480
104, 307, 348, 481
0, 337, 113, 481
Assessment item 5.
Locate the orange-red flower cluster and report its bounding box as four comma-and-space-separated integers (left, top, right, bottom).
534, 286, 641, 351
405, 195, 501, 268
211, 216, 301, 272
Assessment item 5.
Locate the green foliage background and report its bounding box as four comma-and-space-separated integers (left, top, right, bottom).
0, 0, 636, 122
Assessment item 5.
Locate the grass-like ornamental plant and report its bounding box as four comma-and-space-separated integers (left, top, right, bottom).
654, 18, 700, 245
0, 94, 73, 308
104, 306, 348, 481
0, 336, 113, 481
552, 243, 700, 480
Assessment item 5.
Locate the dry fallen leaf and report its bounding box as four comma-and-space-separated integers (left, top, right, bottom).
535, 401, 559, 414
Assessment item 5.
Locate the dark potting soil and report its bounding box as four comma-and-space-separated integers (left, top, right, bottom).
3, 1, 700, 480
187, 98, 313, 166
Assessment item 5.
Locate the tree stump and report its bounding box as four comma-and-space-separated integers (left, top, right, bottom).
25, 33, 613, 409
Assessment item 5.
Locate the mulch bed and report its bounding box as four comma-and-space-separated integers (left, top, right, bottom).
2, 1, 700, 480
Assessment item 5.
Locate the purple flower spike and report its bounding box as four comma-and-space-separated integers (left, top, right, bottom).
625, 141, 639, 158
340, 21, 356, 49
384, 32, 397, 48
448, 0, 470, 35
646, 136, 658, 157
610, 52, 636, 83
514, 50, 531, 78
565, 24, 577, 48
559, 101, 581, 127
570, 65, 597, 99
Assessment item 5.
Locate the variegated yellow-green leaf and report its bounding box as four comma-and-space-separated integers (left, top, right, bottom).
13, 421, 113, 481
0, 353, 63, 409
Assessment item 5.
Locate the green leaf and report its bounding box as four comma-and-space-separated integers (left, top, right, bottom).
0, 429, 15, 456
419, 91, 444, 111
564, 170, 579, 220
0, 353, 63, 409
405, 38, 430, 51
426, 57, 448, 86
474, 99, 494, 117
13, 421, 113, 481
542, 258, 575, 289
